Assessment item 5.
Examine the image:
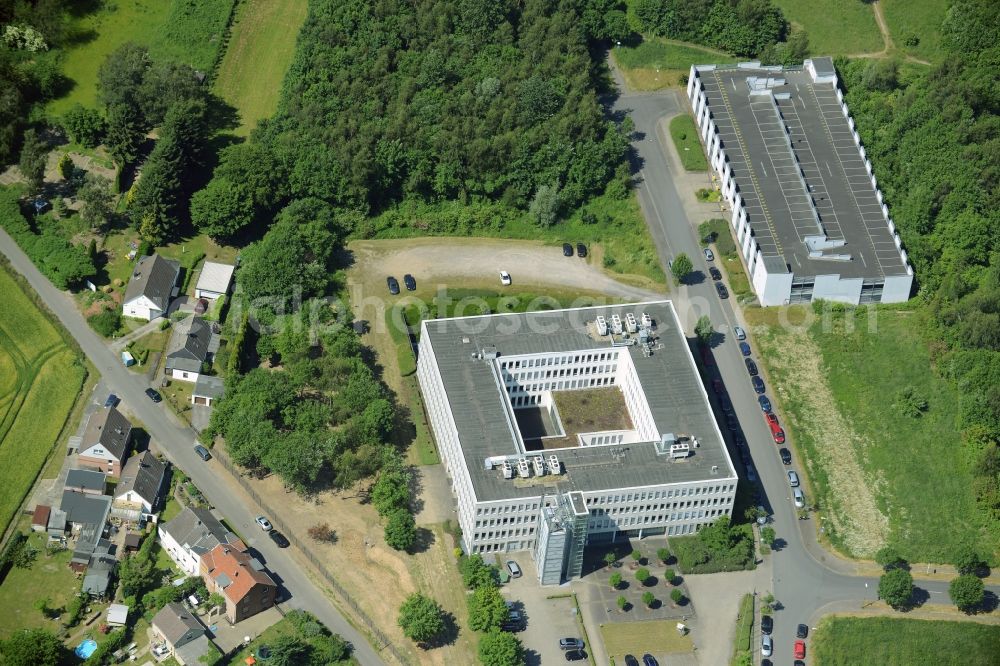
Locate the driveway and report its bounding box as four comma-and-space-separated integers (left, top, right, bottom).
501, 558, 583, 666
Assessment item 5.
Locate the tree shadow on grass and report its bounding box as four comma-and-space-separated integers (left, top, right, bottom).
408, 526, 435, 555
420, 610, 459, 649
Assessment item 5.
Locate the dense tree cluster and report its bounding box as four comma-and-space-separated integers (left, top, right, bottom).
629, 0, 788, 57
839, 0, 1000, 538
194, 0, 631, 240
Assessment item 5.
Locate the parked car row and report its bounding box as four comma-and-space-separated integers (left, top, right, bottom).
760, 618, 809, 661
623, 654, 659, 666
385, 274, 417, 294
562, 242, 588, 258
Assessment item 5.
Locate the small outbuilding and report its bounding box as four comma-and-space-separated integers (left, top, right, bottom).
194, 262, 235, 300
107, 603, 129, 627
31, 505, 51, 533
191, 375, 225, 407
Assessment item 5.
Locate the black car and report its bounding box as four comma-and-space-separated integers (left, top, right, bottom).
752, 376, 765, 394
716, 282, 729, 299
779, 448, 792, 465
268, 530, 290, 548
726, 413, 739, 431
739, 341, 751, 356
642, 655, 659, 666
624, 657, 640, 666
739, 449, 751, 465
103, 393, 119, 408
758, 395, 772, 412
761, 614, 773, 635
386, 276, 400, 295
709, 266, 722, 281
733, 433, 746, 449
576, 243, 587, 258
564, 650, 587, 662
193, 444, 211, 461
145, 388, 162, 403
745, 358, 758, 376
563, 243, 574, 256
403, 274, 416, 291
796, 623, 809, 639
720, 394, 734, 414
559, 639, 584, 650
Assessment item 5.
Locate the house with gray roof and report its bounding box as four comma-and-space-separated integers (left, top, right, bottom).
81, 539, 116, 595
191, 375, 224, 407
78, 406, 133, 477
60, 490, 112, 532
152, 602, 216, 665
114, 451, 168, 515
164, 317, 218, 384
123, 254, 180, 321
158, 506, 244, 576
65, 469, 107, 495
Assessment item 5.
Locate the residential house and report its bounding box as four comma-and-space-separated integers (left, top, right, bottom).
46, 508, 67, 540
82, 539, 116, 597
61, 490, 111, 572
114, 451, 168, 517
77, 406, 133, 477
122, 254, 180, 321
164, 317, 217, 383
31, 505, 50, 533
194, 262, 234, 300
152, 602, 215, 665
65, 468, 107, 495
200, 543, 277, 624
159, 506, 244, 576
191, 375, 224, 407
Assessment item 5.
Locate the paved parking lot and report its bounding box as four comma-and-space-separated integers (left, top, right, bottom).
501, 558, 588, 666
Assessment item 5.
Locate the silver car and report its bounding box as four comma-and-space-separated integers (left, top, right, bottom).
761, 634, 772, 657
787, 471, 800, 488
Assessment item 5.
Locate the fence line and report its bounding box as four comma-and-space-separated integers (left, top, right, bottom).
215, 452, 410, 666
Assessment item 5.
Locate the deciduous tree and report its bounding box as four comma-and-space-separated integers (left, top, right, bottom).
949, 574, 984, 612
384, 508, 416, 552
467, 585, 509, 631
878, 568, 913, 609
397, 593, 445, 644
478, 629, 524, 666
671, 253, 693, 283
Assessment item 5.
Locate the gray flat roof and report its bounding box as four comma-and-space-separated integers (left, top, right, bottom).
697, 64, 907, 280
422, 302, 736, 503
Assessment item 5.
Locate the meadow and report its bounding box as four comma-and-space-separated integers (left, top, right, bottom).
880, 0, 949, 63
772, 0, 883, 56
812, 616, 1000, 666
0, 265, 86, 537
612, 38, 735, 90
213, 0, 310, 135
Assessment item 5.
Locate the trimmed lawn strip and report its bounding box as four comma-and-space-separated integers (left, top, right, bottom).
214, 0, 310, 135
600, 619, 694, 662
812, 616, 1000, 666
772, 0, 883, 56
669, 115, 709, 172
730, 593, 754, 666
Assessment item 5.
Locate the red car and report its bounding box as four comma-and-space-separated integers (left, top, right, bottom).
794, 640, 806, 660
766, 413, 786, 444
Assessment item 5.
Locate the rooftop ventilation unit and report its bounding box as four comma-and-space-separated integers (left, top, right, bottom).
517, 458, 531, 478
669, 442, 691, 459
482, 345, 499, 360
547, 455, 561, 475
595, 316, 608, 336
532, 456, 546, 476
641, 313, 652, 328
625, 313, 638, 333
610, 314, 623, 335
502, 461, 514, 479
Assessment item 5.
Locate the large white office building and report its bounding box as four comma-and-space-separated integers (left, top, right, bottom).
417, 301, 738, 584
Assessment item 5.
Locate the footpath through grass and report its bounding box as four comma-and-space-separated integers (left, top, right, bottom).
880, 0, 949, 63
746, 305, 996, 563
772, 0, 883, 56
669, 115, 708, 171
214, 0, 309, 135
812, 616, 1000, 666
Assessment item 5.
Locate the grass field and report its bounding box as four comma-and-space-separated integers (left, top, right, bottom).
601, 620, 694, 662
669, 115, 709, 171
0, 528, 82, 637
47, 0, 238, 117
745, 306, 996, 563
881, 0, 949, 63
773, 0, 883, 56
0, 265, 86, 538
812, 616, 1000, 666
213, 0, 309, 135
613, 38, 735, 91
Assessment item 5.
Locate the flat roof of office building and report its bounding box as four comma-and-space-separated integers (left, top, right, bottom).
421, 301, 736, 503
695, 62, 907, 280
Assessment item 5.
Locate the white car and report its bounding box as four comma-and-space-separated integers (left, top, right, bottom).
761, 634, 772, 657
787, 471, 800, 488
734, 326, 746, 340
703, 248, 715, 261
255, 516, 272, 531
499, 270, 512, 286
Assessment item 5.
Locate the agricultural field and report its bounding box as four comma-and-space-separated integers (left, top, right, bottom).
214, 0, 310, 135
811, 616, 1000, 666
47, 0, 238, 117
772, 0, 883, 56
0, 264, 86, 537
745, 305, 996, 563
880, 0, 949, 63
612, 38, 735, 90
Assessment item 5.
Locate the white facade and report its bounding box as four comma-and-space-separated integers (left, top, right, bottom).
167, 368, 200, 384
157, 527, 202, 576
123, 295, 162, 321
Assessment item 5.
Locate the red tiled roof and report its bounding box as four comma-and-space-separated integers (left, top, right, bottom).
32, 504, 51, 526
200, 544, 275, 605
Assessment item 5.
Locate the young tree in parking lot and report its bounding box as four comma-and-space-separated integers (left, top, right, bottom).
642, 591, 655, 608
664, 568, 676, 585
609, 572, 622, 590
949, 574, 985, 612
617, 595, 628, 611
695, 315, 714, 346
670, 588, 685, 605
635, 567, 650, 585
398, 593, 445, 644
671, 252, 693, 283
467, 585, 509, 631
878, 568, 914, 609
603, 551, 617, 568
657, 547, 670, 563
478, 629, 524, 666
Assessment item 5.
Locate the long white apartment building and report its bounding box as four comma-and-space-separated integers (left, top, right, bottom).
417, 301, 738, 584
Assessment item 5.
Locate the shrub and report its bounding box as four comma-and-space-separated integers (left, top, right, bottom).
670, 588, 684, 604
89, 308, 122, 337
642, 591, 655, 607
609, 572, 622, 589
307, 523, 336, 543
664, 568, 676, 585
617, 595, 628, 611
635, 567, 650, 585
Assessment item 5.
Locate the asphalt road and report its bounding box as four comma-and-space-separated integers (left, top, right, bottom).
610, 84, 999, 664
0, 228, 385, 666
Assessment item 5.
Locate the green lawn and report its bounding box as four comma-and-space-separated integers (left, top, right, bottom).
812, 616, 1000, 666
669, 115, 708, 171
730, 594, 754, 666
214, 0, 309, 135
612, 38, 735, 91
0, 529, 82, 637
880, 0, 949, 63
773, 0, 883, 56
47, 0, 238, 117
746, 306, 996, 563
601, 620, 694, 663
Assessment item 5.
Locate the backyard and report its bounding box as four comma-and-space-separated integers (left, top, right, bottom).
0, 526, 82, 637
745, 305, 996, 563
